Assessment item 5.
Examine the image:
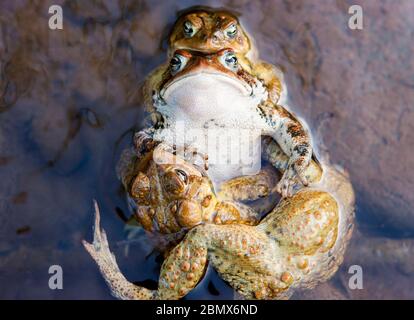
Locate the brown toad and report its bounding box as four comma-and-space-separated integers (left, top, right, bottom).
83, 144, 354, 299
166, 8, 285, 104
138, 48, 315, 197
116, 143, 278, 251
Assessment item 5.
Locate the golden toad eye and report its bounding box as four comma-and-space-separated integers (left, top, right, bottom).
219, 51, 238, 72
170, 54, 188, 75
175, 169, 188, 184
183, 20, 196, 37
225, 24, 237, 38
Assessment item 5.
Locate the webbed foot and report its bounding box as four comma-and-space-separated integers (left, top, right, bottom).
82, 201, 118, 269
83, 200, 156, 300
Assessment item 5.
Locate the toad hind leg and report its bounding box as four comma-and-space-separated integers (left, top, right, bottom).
156, 224, 281, 300
164, 223, 294, 300
83, 201, 156, 300
83, 200, 208, 300
156, 229, 208, 299
162, 190, 341, 300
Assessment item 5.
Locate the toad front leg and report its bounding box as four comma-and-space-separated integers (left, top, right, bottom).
133, 127, 161, 157
261, 136, 323, 191
251, 61, 284, 104
258, 101, 313, 197
218, 164, 279, 202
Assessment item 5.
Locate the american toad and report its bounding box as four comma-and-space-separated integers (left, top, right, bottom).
138, 48, 316, 197
167, 8, 284, 104
81, 9, 354, 300
83, 153, 354, 299
116, 143, 278, 251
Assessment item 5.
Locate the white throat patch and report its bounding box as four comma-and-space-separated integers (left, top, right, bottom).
153, 73, 269, 184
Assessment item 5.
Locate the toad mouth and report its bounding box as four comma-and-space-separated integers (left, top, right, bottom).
160, 71, 254, 99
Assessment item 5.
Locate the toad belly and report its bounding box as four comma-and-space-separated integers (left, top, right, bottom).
155, 68, 268, 185
155, 124, 263, 185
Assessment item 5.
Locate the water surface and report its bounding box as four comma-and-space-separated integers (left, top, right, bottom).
1, 0, 414, 299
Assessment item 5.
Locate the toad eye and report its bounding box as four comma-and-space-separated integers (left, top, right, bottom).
183, 21, 196, 37
175, 169, 188, 184
170, 54, 188, 75
225, 24, 237, 38
220, 51, 238, 72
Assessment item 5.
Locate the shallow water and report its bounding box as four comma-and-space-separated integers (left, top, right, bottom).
1, 0, 414, 299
